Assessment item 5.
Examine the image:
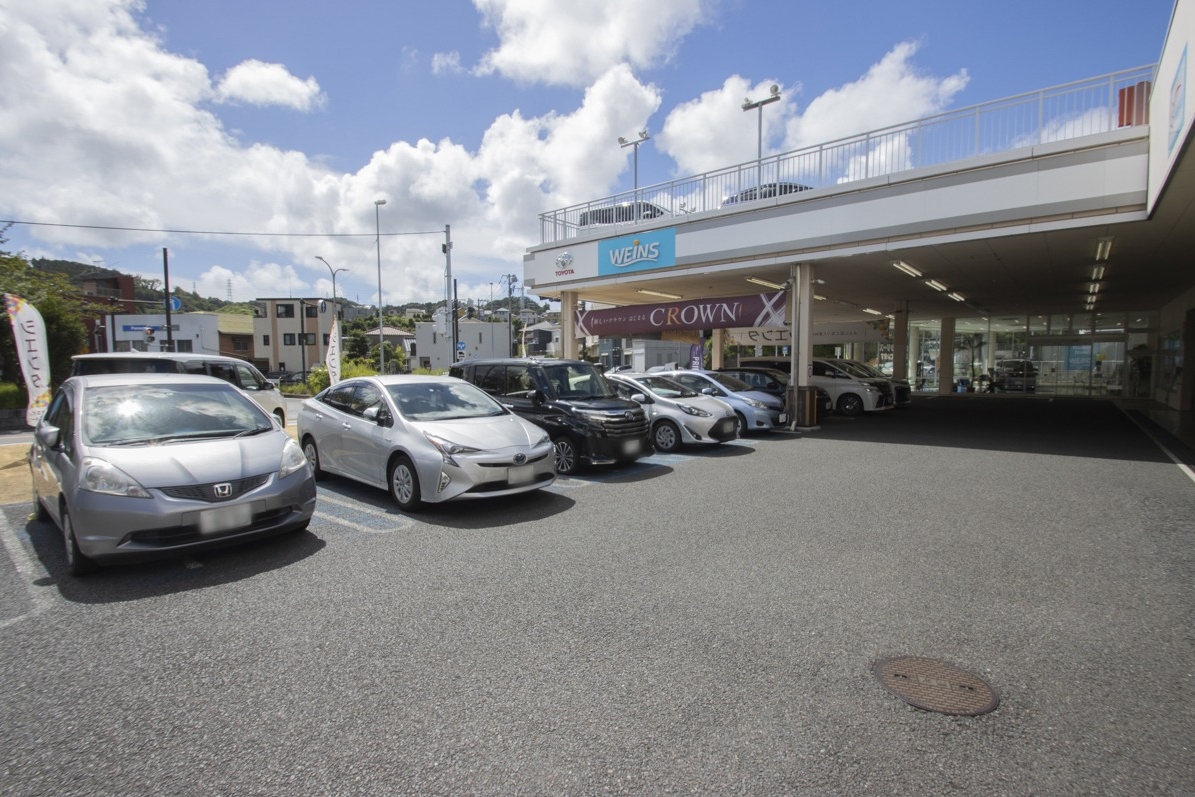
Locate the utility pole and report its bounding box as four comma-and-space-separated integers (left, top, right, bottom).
443, 225, 454, 362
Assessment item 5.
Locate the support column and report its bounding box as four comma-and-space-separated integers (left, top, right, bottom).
892, 301, 909, 382
791, 262, 818, 430
938, 317, 956, 394
561, 291, 578, 360
710, 328, 724, 369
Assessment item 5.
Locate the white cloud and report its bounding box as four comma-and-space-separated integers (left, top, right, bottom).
785, 41, 969, 150
472, 0, 711, 87
0, 1, 969, 308
656, 42, 969, 184
432, 51, 465, 75
214, 59, 325, 111
657, 77, 796, 176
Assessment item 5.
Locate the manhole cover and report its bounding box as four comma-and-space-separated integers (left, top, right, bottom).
874, 656, 999, 716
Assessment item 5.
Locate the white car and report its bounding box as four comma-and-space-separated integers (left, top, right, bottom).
649, 369, 786, 435
606, 373, 739, 452
297, 375, 556, 511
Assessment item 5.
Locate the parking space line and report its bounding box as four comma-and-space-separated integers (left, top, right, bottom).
0, 512, 55, 630
1121, 407, 1195, 486
314, 492, 417, 533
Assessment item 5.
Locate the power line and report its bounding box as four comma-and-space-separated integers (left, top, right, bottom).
1, 219, 442, 238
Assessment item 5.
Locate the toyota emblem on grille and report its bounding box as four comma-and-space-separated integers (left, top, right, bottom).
213, 483, 232, 498
624, 411, 634, 420
514, 453, 527, 465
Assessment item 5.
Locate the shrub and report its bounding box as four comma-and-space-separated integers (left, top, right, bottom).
0, 382, 25, 411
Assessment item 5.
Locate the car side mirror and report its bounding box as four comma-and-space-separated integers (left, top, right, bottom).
631, 392, 649, 403
701, 387, 715, 396
531, 389, 546, 405
36, 424, 61, 450
363, 406, 390, 427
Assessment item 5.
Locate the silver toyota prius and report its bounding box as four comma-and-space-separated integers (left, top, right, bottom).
29, 374, 317, 575
297, 375, 556, 511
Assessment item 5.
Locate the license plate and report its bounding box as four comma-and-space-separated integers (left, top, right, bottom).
508, 464, 533, 485
779, 413, 788, 423
198, 503, 252, 534
622, 439, 640, 456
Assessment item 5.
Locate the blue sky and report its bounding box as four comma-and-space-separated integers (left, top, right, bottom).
0, 0, 1176, 310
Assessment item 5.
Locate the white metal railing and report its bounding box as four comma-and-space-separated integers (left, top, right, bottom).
539, 65, 1157, 244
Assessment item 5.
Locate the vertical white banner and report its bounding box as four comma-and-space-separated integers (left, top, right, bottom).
325, 319, 341, 385
4, 294, 52, 426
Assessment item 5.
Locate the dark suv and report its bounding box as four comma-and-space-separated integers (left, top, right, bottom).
449, 358, 652, 475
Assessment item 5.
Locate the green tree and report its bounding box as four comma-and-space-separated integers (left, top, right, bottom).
0, 239, 93, 390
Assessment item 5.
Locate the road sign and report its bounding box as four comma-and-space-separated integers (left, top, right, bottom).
168, 297, 182, 311
456, 340, 466, 351
456, 351, 466, 361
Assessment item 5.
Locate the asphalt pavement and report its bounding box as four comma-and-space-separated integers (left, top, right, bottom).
1, 395, 1193, 796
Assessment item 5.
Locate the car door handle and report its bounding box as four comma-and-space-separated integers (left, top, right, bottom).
341, 422, 352, 430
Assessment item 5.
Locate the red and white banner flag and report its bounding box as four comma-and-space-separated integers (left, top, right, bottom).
4, 293, 52, 426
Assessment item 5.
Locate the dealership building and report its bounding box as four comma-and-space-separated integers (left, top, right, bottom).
523, 0, 1195, 414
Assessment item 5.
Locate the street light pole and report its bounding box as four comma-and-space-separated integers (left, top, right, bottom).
315, 256, 348, 309
742, 84, 782, 161
374, 199, 387, 373
618, 129, 650, 190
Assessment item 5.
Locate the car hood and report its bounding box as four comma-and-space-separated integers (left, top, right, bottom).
553, 397, 640, 413
89, 433, 291, 487
734, 389, 783, 407
672, 395, 734, 415
414, 414, 549, 450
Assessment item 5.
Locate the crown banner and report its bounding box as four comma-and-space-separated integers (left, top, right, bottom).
4, 293, 52, 426
575, 291, 786, 338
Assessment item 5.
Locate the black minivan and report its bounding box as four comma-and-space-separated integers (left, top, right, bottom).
449, 358, 652, 475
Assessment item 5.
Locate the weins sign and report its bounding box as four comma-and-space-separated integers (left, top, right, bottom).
575, 291, 786, 337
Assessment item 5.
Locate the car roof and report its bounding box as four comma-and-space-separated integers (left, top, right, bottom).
69, 373, 228, 388
342, 374, 467, 385
71, 352, 252, 365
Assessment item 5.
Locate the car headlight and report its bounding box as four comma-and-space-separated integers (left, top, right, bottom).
574, 409, 609, 424
743, 398, 768, 409
677, 403, 711, 417
279, 438, 309, 479
80, 457, 151, 498
424, 432, 480, 466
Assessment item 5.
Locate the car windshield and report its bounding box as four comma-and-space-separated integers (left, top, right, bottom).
833, 360, 878, 379
706, 372, 751, 392
543, 363, 616, 398
631, 375, 697, 398
83, 383, 270, 446
389, 381, 507, 421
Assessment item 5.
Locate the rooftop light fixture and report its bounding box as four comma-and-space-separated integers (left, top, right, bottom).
892, 260, 923, 277
1088, 282, 1101, 294
1091, 265, 1106, 281
813, 294, 826, 301
862, 307, 883, 315
637, 288, 681, 300
925, 279, 948, 291
947, 292, 966, 302
746, 276, 787, 290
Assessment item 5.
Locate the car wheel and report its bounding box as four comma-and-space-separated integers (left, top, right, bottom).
734, 412, 748, 437
552, 437, 580, 475
388, 454, 422, 511
60, 506, 97, 576
301, 437, 325, 481
837, 393, 864, 417
653, 420, 682, 453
